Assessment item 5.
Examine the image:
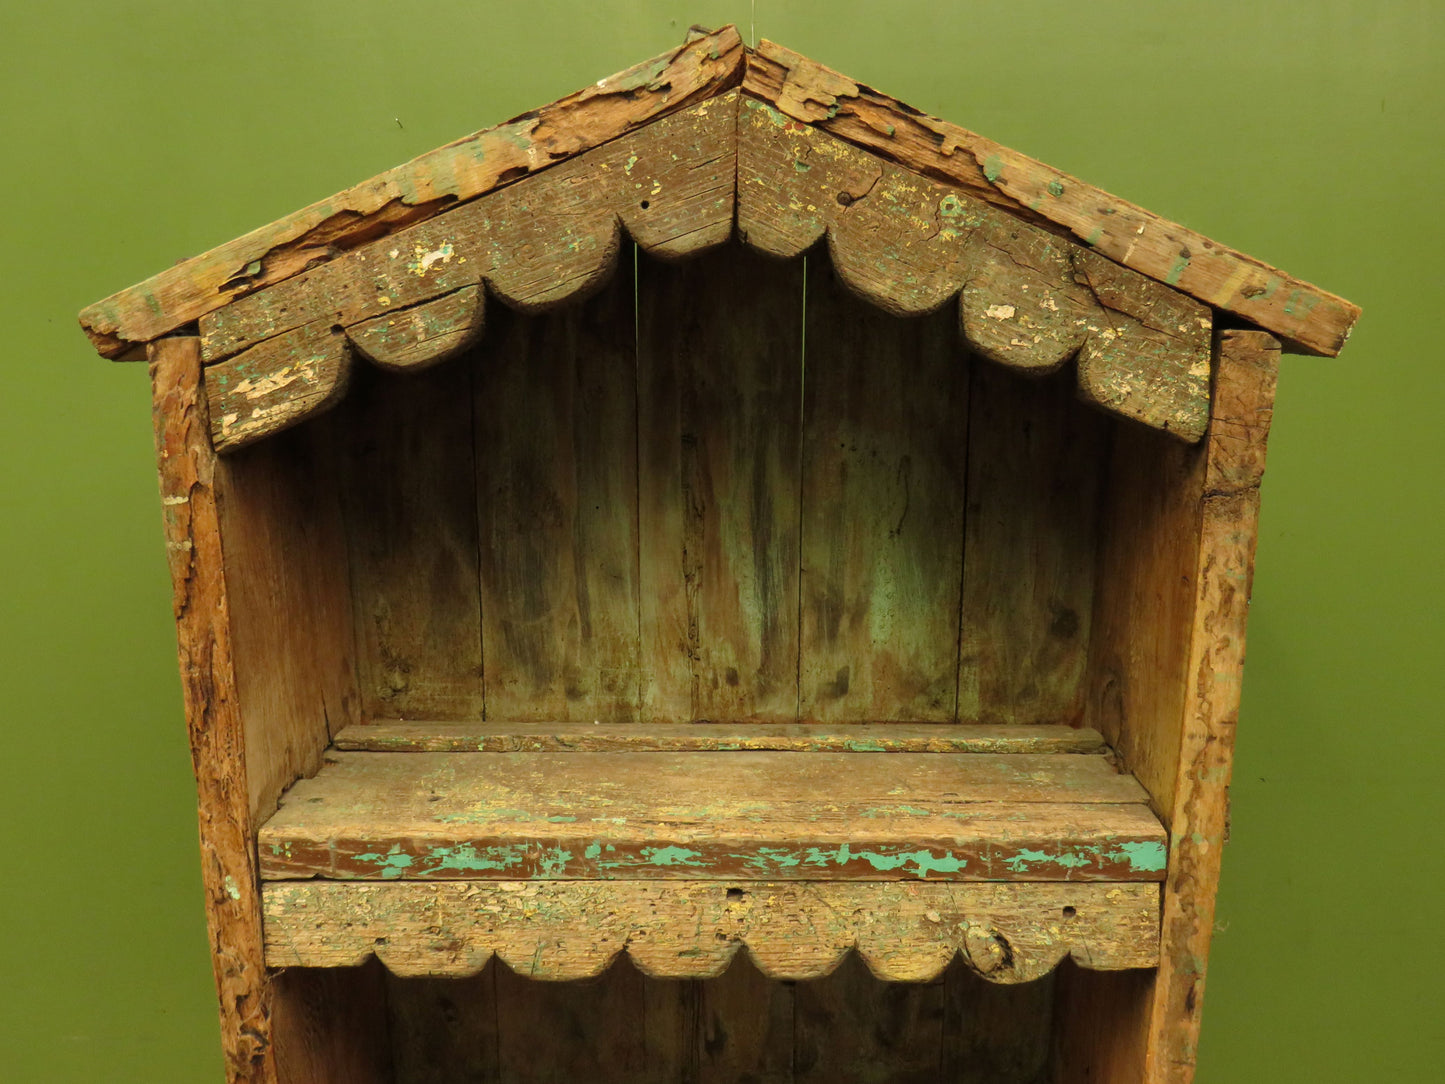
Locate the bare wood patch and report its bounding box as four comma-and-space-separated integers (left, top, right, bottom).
262, 880, 1161, 983
347, 285, 484, 371
80, 27, 745, 357
205, 322, 351, 451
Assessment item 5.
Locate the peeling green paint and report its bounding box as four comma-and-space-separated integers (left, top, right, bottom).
1004, 847, 1094, 873
1113, 840, 1168, 873
1166, 253, 1192, 285
1047, 180, 1065, 198
641, 845, 704, 868
982, 154, 1004, 183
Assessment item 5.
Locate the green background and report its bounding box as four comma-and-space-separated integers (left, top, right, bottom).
2, 2, 1439, 1079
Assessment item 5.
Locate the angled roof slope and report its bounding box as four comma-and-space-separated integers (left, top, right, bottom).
81, 26, 1358, 452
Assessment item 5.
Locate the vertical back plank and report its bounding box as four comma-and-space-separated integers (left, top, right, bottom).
698, 955, 794, 1083
940, 962, 1053, 1083
957, 364, 1106, 725
271, 962, 395, 1084
475, 272, 641, 721
386, 965, 499, 1084
338, 358, 484, 720
494, 958, 694, 1083
794, 954, 945, 1083
798, 258, 968, 721
637, 246, 805, 721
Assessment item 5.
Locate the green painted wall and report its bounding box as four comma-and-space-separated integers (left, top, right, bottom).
1, 2, 1438, 1079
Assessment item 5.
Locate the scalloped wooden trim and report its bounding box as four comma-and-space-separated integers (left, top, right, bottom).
737, 97, 1211, 440
743, 39, 1359, 357
78, 26, 745, 359
262, 880, 1160, 984
205, 322, 353, 451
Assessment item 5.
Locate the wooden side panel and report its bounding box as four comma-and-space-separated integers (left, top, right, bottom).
475, 272, 640, 721
941, 962, 1053, 1083
637, 246, 805, 721
957, 364, 1106, 726
217, 419, 360, 822
798, 258, 968, 722
337, 359, 484, 720
699, 955, 794, 1082
794, 954, 944, 1083
149, 337, 276, 1083
387, 965, 499, 1084
1145, 331, 1280, 1082
270, 962, 394, 1084
1052, 964, 1153, 1084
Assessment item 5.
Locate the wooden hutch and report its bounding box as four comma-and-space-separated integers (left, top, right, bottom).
81, 26, 1359, 1084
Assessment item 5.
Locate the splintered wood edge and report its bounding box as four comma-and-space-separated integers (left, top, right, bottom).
743, 40, 1359, 357
262, 880, 1160, 984
78, 25, 746, 358
332, 722, 1107, 753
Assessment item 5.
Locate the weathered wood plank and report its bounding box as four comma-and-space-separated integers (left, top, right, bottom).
738, 95, 1212, 440
337, 359, 484, 720
200, 93, 739, 362
216, 420, 360, 822
798, 256, 968, 721
386, 965, 500, 1084
80, 27, 745, 357
1144, 331, 1279, 1082
205, 322, 352, 452
347, 284, 484, 371
698, 954, 793, 1082
270, 962, 393, 1084
744, 40, 1360, 356
263, 880, 1161, 982
148, 337, 277, 1083
333, 721, 1107, 754
794, 952, 944, 1083
636, 246, 805, 721
956, 364, 1105, 726
940, 960, 1053, 1083
475, 272, 640, 722
257, 750, 1164, 883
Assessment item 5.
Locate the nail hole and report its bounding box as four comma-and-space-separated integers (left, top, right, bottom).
640, 200, 650, 209
726, 887, 745, 900
836, 192, 853, 206
1062, 906, 1077, 919
329, 324, 344, 335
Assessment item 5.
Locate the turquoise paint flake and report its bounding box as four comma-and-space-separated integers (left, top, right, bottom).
1004, 847, 1094, 874
354, 847, 415, 880
1047, 180, 1065, 197
584, 841, 602, 860
983, 154, 1004, 183
1166, 253, 1192, 285
844, 738, 885, 752
642, 845, 704, 868
801, 843, 967, 879
1113, 840, 1168, 873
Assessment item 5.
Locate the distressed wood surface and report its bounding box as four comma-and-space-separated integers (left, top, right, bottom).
956, 365, 1105, 725
333, 721, 1107, 754
200, 93, 738, 359
798, 257, 968, 721
699, 954, 793, 1081
148, 337, 276, 1082
215, 421, 359, 823
205, 321, 352, 451
257, 750, 1164, 882
475, 271, 641, 721
346, 284, 484, 371
270, 962, 393, 1084
636, 247, 805, 720
262, 880, 1161, 982
386, 963, 500, 1084
336, 359, 485, 720
1144, 331, 1279, 1082
80, 27, 745, 358
737, 96, 1212, 441
743, 40, 1359, 356
941, 959, 1054, 1083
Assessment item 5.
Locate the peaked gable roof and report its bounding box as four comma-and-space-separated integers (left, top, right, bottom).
81, 26, 1358, 452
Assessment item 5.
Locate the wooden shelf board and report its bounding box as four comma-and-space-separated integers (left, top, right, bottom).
258, 750, 1165, 883
334, 721, 1107, 754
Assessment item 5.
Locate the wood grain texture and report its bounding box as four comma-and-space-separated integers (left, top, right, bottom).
262, 880, 1161, 982
257, 750, 1163, 883
80, 27, 745, 357
148, 337, 275, 1082
387, 964, 500, 1084
794, 952, 944, 1083
941, 959, 1053, 1083
336, 359, 484, 720
215, 421, 360, 823
347, 284, 484, 371
1144, 331, 1279, 1083
699, 954, 793, 1082
475, 272, 640, 721
798, 257, 968, 721
269, 962, 393, 1084
743, 40, 1359, 356
737, 96, 1211, 440
636, 247, 805, 721
205, 322, 352, 452
956, 365, 1105, 726
332, 721, 1107, 754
